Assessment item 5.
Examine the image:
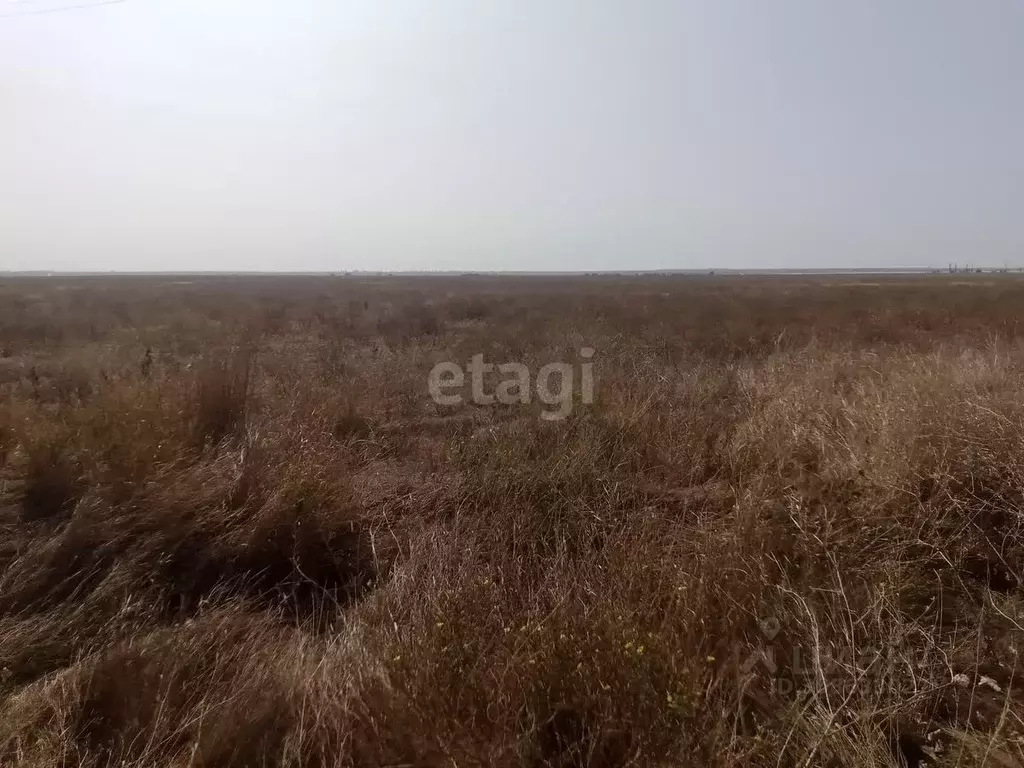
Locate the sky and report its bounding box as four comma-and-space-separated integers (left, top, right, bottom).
1, 0, 1022, 272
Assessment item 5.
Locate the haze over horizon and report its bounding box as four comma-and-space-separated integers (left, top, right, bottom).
2, 1, 1022, 273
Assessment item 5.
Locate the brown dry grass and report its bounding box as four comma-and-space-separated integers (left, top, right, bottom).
0, 273, 1023, 767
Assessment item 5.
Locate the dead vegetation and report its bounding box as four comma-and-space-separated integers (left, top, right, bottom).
0, 273, 1022, 766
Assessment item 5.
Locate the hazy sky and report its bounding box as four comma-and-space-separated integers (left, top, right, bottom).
2, 1, 1022, 272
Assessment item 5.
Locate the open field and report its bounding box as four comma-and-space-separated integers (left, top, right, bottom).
1, 273, 1023, 767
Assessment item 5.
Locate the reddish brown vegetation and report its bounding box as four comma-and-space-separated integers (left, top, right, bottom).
0, 274, 1022, 766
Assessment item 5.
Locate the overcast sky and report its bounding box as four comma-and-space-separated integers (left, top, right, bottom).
2, 1, 1022, 272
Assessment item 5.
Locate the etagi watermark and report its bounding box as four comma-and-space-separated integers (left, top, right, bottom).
427, 348, 595, 421
736, 619, 1003, 697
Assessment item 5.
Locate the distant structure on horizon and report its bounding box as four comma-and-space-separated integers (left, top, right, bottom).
946, 263, 1018, 274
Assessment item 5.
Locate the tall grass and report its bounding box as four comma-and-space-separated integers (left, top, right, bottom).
0, 274, 1022, 766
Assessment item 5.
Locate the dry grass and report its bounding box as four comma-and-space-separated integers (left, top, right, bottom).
0, 273, 1023, 767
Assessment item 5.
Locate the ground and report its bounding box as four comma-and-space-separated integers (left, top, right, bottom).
0, 273, 1022, 767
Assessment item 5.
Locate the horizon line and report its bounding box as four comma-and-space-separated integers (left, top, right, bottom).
2, 266, 1022, 277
